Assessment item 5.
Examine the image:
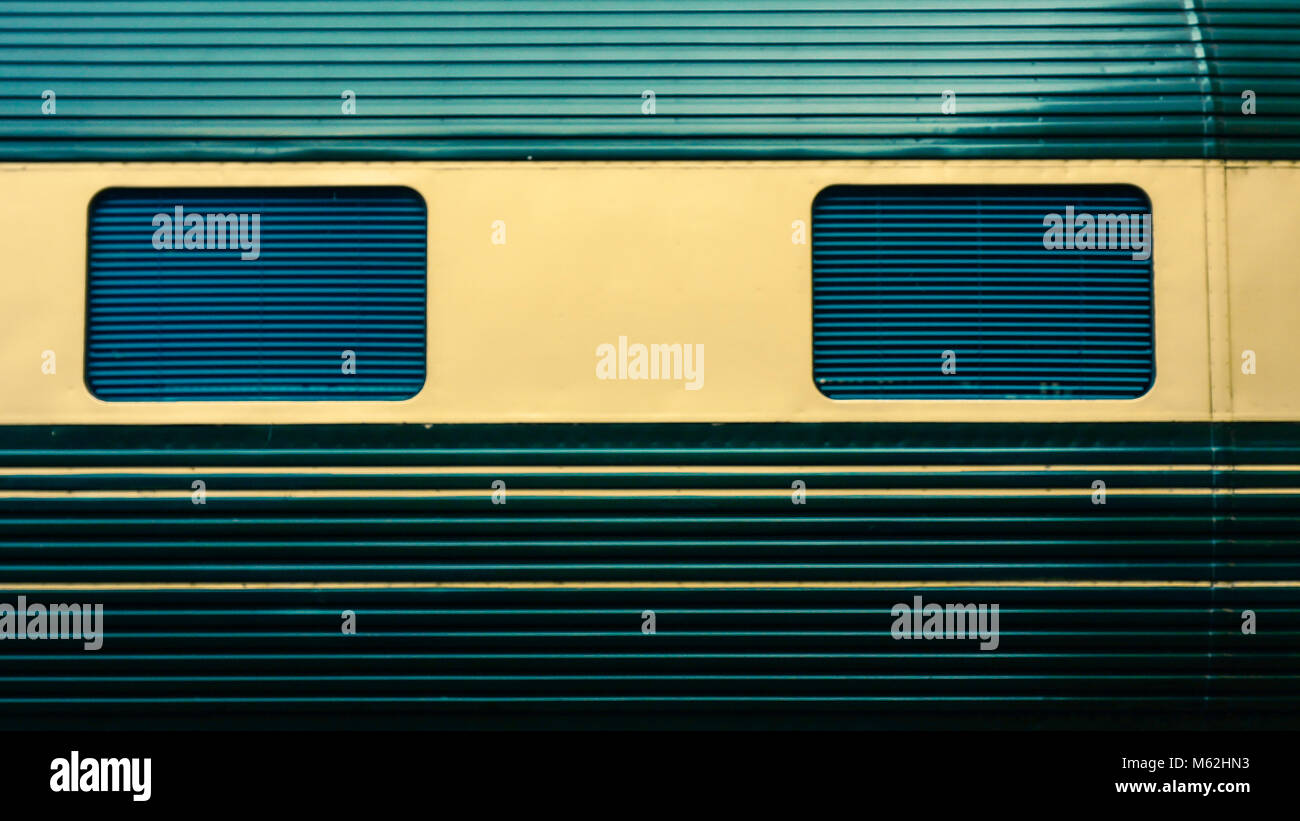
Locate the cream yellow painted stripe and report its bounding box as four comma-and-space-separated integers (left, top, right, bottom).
2, 488, 1299, 500
0, 161, 1225, 425
7, 488, 1300, 501
0, 464, 1229, 476
1, 580, 1298, 591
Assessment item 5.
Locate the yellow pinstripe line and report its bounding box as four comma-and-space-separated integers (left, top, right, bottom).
3, 488, 1299, 499
0, 464, 1227, 475
2, 465, 1295, 476
0, 580, 1296, 591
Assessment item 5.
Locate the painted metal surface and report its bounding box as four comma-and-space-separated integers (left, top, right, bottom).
0, 2, 1297, 728
0, 160, 1227, 425
0, 0, 1296, 160
0, 421, 1293, 721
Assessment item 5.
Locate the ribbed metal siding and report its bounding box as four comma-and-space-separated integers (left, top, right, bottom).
86, 187, 427, 401
1215, 423, 1300, 707
1, 0, 1296, 161
1205, 0, 1300, 158
0, 422, 1294, 724
812, 185, 1155, 399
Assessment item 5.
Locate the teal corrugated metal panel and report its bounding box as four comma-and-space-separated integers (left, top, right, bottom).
0, 0, 1295, 160
1202, 1, 1300, 157
1211, 423, 1300, 706
0, 421, 1294, 723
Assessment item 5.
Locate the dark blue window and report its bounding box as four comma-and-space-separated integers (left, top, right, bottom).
86, 187, 426, 401
812, 185, 1155, 399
